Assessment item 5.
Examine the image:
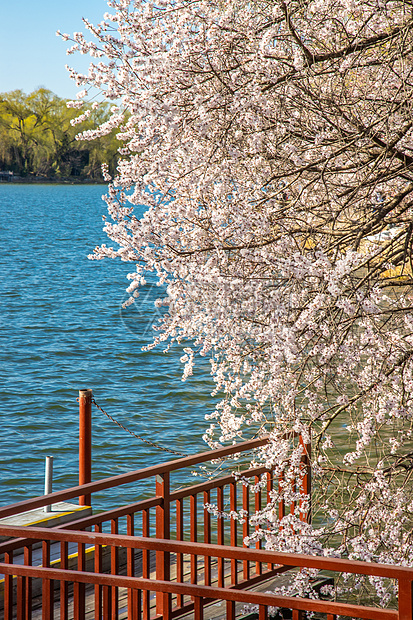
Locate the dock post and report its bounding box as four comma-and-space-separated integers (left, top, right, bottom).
44, 456, 54, 513
79, 389, 92, 506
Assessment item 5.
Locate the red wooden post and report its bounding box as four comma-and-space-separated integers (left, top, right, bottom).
176, 499, 184, 608
266, 472, 272, 571
74, 542, 86, 620
190, 493, 198, 585
94, 524, 103, 620
102, 586, 112, 619
156, 472, 171, 617
230, 482, 238, 584
194, 596, 204, 620
126, 513, 136, 616
204, 490, 212, 586
4, 551, 13, 619
42, 540, 54, 620
17, 576, 26, 620
60, 541, 69, 620
226, 600, 236, 620
242, 483, 250, 581
399, 578, 413, 619
255, 475, 262, 576
142, 510, 151, 620
79, 389, 92, 506
111, 518, 119, 617
217, 485, 225, 587
24, 544, 33, 620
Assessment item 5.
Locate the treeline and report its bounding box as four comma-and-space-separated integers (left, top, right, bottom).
0, 89, 121, 181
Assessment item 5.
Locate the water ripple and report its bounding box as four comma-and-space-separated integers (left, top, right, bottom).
0, 185, 215, 509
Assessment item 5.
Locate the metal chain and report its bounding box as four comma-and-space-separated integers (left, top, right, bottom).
91, 398, 189, 457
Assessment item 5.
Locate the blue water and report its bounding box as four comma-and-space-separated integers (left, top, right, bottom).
0, 184, 215, 509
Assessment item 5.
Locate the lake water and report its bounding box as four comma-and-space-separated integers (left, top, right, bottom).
0, 184, 215, 509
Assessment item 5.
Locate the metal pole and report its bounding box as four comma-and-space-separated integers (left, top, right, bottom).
44, 456, 54, 513
79, 389, 92, 506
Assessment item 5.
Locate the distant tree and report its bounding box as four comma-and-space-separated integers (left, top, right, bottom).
0, 89, 120, 178
0, 89, 39, 173
66, 0, 413, 606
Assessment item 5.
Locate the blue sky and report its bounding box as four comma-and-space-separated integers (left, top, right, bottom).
0, 0, 109, 99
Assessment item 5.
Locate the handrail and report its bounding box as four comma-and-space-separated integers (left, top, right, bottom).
0, 430, 404, 620
0, 562, 398, 620
0, 525, 411, 580
0, 435, 271, 519
0, 464, 272, 554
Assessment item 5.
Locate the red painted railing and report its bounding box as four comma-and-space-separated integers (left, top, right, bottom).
0, 525, 408, 619
0, 434, 309, 618
0, 433, 407, 618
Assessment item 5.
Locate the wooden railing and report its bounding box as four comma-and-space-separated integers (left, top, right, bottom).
0, 435, 310, 618
0, 526, 408, 619
0, 435, 407, 618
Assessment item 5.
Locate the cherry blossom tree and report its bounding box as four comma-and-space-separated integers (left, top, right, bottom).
63, 0, 413, 605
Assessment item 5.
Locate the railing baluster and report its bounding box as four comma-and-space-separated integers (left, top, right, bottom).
131, 588, 142, 620
259, 604, 268, 620
176, 498, 184, 608
60, 541, 69, 620
327, 615, 337, 620
242, 482, 250, 581
190, 493, 198, 584
17, 575, 26, 620
226, 600, 236, 620
217, 485, 225, 587
42, 540, 54, 620
127, 513, 135, 616
204, 490, 211, 586
102, 584, 112, 620
4, 550, 13, 620
266, 472, 273, 570
111, 518, 119, 619
164, 592, 172, 620
194, 595, 204, 620
399, 578, 413, 619
292, 610, 304, 620
255, 475, 262, 576
156, 472, 171, 618
230, 481, 237, 584
74, 541, 85, 620
142, 509, 151, 620
94, 524, 102, 620
24, 544, 32, 620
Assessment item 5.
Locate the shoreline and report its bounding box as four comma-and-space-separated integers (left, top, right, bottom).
0, 178, 106, 185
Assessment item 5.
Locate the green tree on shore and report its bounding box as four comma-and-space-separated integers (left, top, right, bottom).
0, 88, 120, 180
